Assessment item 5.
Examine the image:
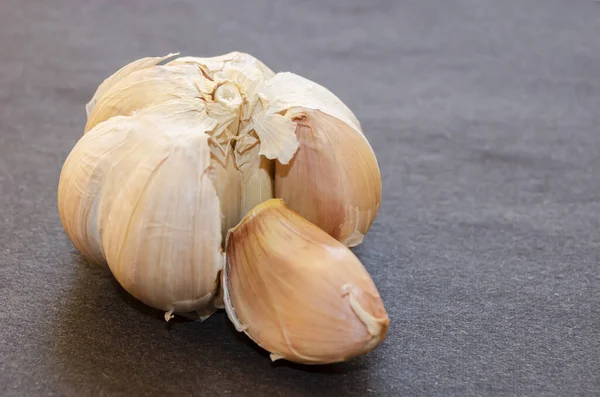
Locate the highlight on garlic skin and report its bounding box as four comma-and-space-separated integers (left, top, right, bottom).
58, 51, 386, 362
223, 199, 389, 365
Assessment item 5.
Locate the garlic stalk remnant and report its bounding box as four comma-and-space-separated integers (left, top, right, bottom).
223, 199, 389, 364
58, 52, 386, 362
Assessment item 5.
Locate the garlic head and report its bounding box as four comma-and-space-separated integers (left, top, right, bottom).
59, 51, 383, 324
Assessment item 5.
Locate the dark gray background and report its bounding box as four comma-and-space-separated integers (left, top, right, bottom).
1, 0, 599, 396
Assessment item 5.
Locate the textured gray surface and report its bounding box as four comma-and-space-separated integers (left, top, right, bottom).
1, 0, 600, 396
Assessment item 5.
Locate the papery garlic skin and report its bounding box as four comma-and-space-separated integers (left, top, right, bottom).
223, 199, 389, 365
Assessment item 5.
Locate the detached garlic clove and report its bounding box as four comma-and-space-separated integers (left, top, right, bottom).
223, 199, 389, 365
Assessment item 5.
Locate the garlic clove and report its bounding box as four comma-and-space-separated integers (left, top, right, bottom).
274, 108, 381, 247
59, 98, 224, 315
252, 72, 381, 246
85, 53, 179, 117
84, 64, 216, 133
58, 119, 127, 265
223, 199, 389, 365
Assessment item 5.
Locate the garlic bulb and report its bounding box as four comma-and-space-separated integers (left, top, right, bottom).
223, 199, 389, 364
58, 51, 384, 346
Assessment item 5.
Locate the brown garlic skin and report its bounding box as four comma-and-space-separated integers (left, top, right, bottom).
223, 199, 389, 365
275, 108, 382, 247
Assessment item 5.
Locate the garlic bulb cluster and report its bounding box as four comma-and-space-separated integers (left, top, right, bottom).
58, 52, 387, 364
